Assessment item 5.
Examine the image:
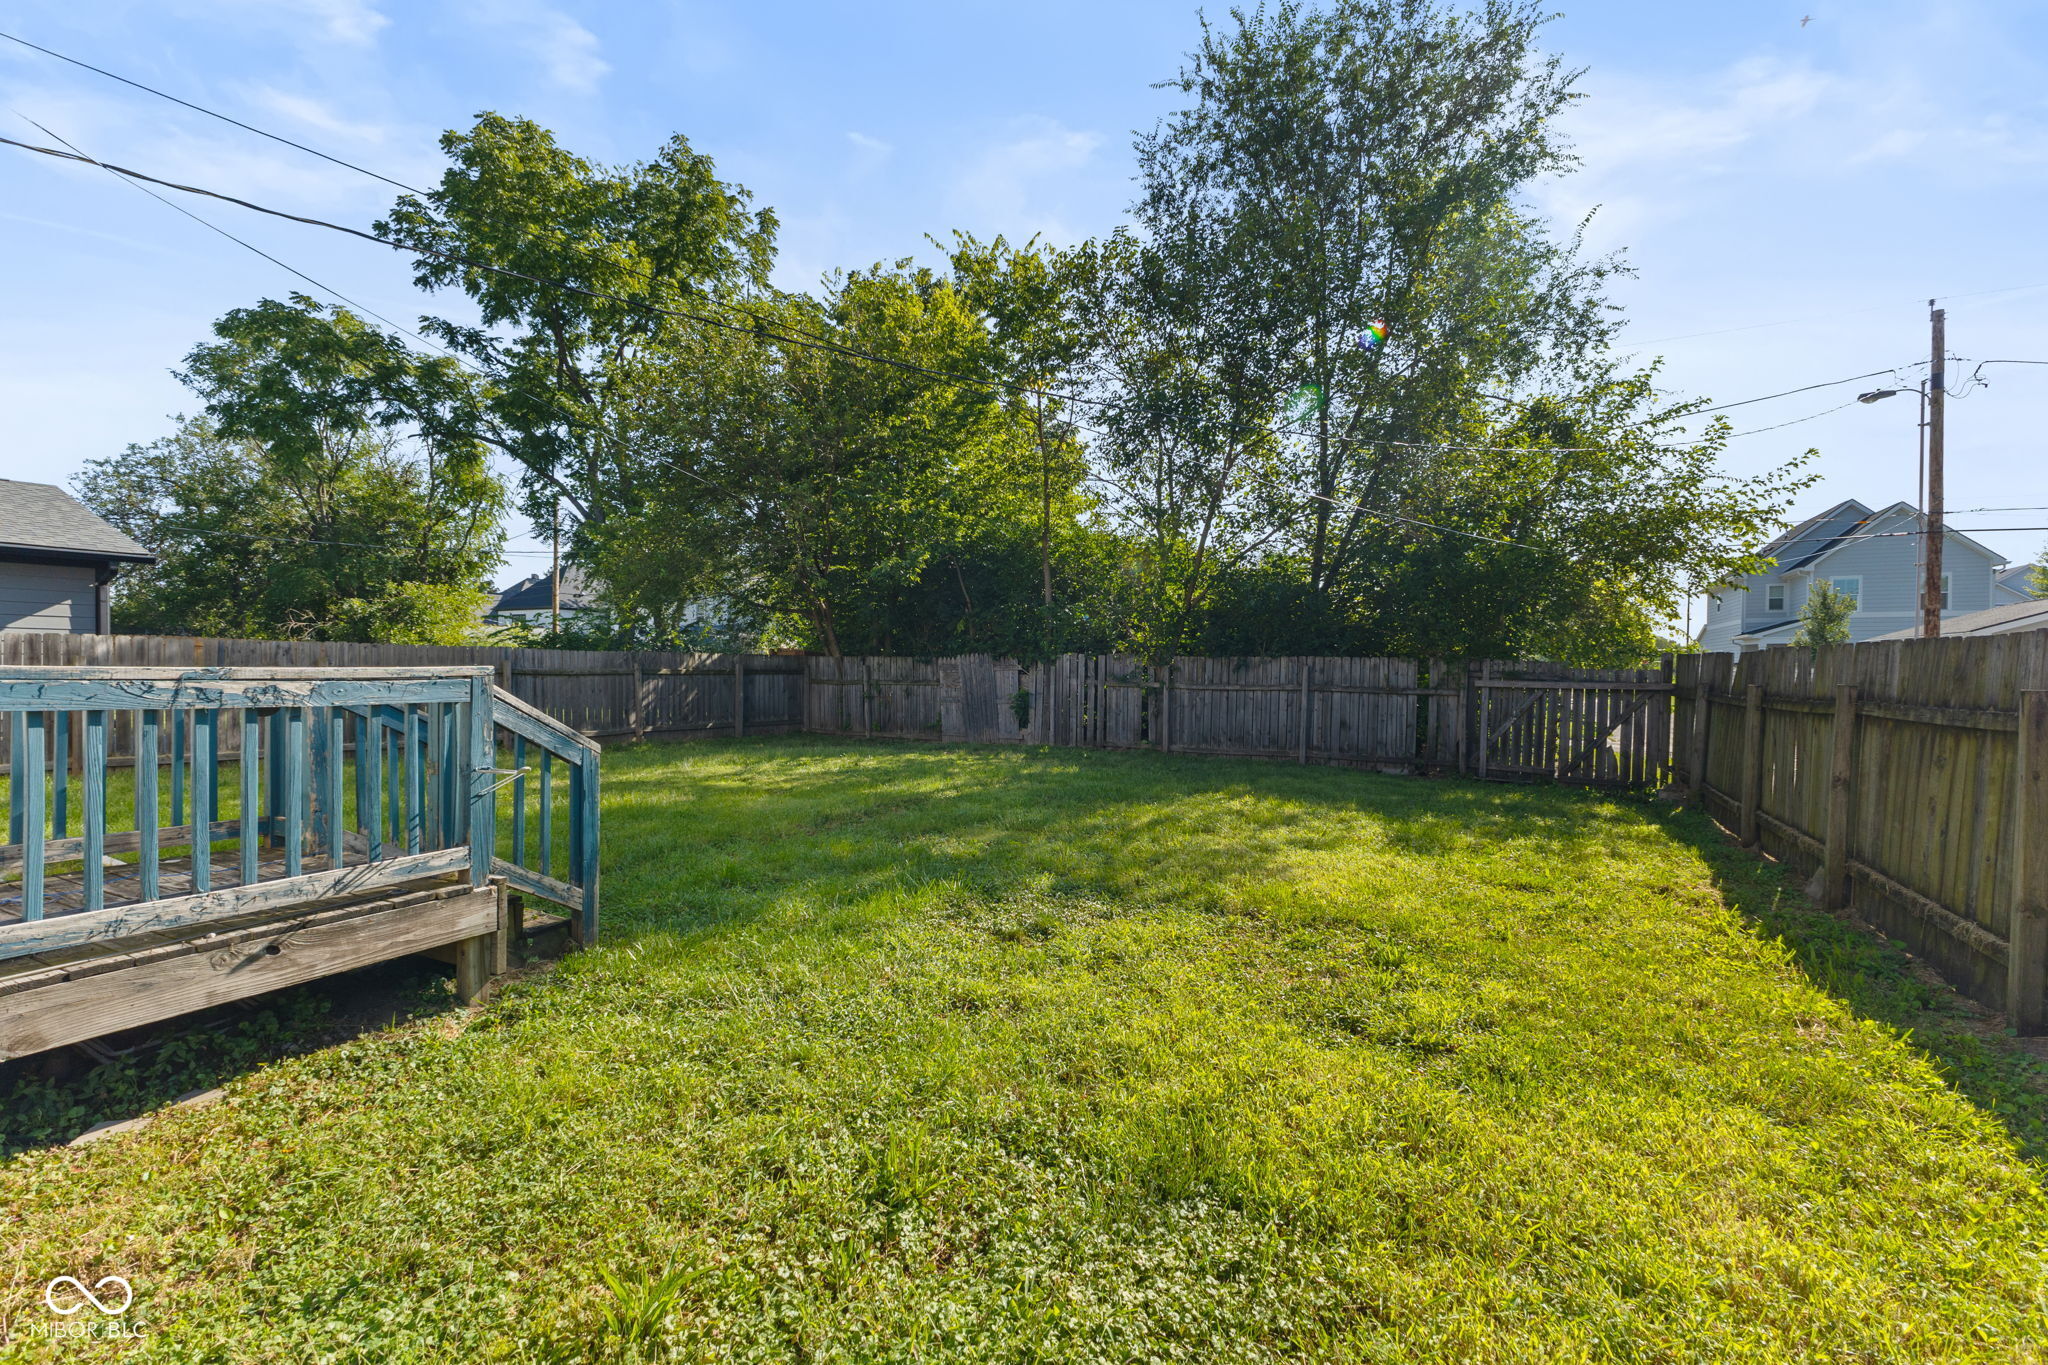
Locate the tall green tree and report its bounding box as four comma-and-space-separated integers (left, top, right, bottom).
583, 263, 1104, 657
945, 233, 1097, 645
1090, 0, 1812, 662
76, 414, 505, 643
375, 113, 777, 538
75, 296, 507, 642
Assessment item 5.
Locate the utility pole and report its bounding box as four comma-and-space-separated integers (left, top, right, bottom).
550, 499, 562, 634
1922, 301, 1946, 639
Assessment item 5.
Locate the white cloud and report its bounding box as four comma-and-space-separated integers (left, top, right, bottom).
270, 0, 385, 47
468, 2, 610, 95
242, 88, 391, 145
845, 130, 892, 175
947, 117, 1102, 242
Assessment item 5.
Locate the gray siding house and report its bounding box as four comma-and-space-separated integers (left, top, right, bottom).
1697, 499, 2006, 652
1994, 563, 2040, 605
0, 479, 155, 633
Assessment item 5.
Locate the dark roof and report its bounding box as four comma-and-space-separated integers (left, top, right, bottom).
490, 567, 598, 615
1756, 498, 1877, 571
0, 479, 154, 564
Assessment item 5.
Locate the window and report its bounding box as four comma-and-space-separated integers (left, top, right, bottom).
1941, 573, 1952, 611
1830, 576, 1862, 608
1766, 583, 1786, 612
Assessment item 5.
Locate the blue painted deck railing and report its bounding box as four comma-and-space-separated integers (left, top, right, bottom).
0, 666, 599, 961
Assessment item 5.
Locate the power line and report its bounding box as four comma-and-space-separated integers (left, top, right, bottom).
0, 133, 1091, 410
0, 29, 879, 369
1689, 365, 1925, 415
9, 110, 447, 372
0, 131, 1956, 456
0, 28, 424, 196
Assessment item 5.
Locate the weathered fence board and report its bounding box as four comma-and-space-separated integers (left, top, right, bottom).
1678, 632, 2048, 1025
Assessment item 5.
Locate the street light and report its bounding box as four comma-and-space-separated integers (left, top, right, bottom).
1856, 381, 1936, 635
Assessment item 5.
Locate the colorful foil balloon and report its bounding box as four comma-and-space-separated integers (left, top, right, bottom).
1358, 318, 1388, 350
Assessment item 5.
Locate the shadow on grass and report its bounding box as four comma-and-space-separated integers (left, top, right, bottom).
0, 956, 462, 1158
1660, 798, 2048, 1166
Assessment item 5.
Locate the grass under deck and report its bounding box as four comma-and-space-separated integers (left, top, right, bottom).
1, 736, 2044, 1362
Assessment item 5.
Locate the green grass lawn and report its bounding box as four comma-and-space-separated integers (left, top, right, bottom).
2, 737, 2045, 1362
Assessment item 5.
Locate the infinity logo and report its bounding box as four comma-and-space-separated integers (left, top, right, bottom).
43, 1276, 133, 1316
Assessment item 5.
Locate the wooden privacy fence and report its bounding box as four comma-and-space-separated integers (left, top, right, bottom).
1674, 634, 2048, 1029
4, 636, 1677, 789
805, 652, 1675, 782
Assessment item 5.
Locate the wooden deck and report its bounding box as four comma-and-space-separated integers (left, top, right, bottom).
0, 874, 514, 1061
2, 664, 604, 1061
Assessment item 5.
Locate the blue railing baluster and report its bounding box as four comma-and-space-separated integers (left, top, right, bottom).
354, 712, 374, 859
466, 676, 492, 888
538, 748, 553, 880
191, 709, 216, 893
241, 708, 262, 888
384, 709, 402, 849
138, 709, 160, 902
171, 708, 185, 829
576, 752, 600, 942
6, 712, 22, 846
403, 705, 423, 856
423, 702, 443, 851
267, 708, 286, 849
20, 712, 45, 921
568, 758, 583, 900
283, 708, 306, 878
511, 734, 527, 868
83, 710, 107, 911
325, 706, 346, 869
51, 711, 68, 839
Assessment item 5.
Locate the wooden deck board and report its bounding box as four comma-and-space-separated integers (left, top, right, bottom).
0, 878, 502, 1058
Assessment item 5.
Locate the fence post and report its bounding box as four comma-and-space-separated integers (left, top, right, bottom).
862, 658, 873, 737
630, 659, 644, 741
1298, 658, 1312, 764
1822, 684, 1857, 909
1689, 665, 1711, 802
1160, 663, 1173, 754
1476, 661, 1492, 781
2010, 690, 2048, 1034
1740, 683, 1764, 847
734, 655, 746, 738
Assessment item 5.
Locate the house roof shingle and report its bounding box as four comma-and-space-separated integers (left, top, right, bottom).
1869, 598, 2048, 640
0, 479, 154, 563
490, 567, 598, 615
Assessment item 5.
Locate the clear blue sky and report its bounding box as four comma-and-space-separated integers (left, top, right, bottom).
4, 0, 2045, 618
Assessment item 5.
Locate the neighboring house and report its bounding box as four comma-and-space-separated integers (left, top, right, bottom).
1994, 563, 2040, 605
487, 567, 735, 636
1697, 499, 2005, 652
1870, 597, 2048, 640
485, 567, 601, 628
0, 479, 155, 634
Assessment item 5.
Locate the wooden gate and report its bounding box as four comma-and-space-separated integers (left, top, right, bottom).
1475, 660, 1675, 787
